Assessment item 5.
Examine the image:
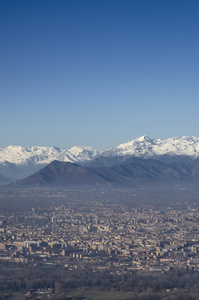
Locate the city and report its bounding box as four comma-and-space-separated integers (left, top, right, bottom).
1, 189, 199, 299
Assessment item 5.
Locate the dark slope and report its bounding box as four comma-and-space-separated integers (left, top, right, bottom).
8, 157, 199, 189
11, 160, 111, 188
89, 158, 192, 187
83, 154, 194, 168
191, 157, 199, 177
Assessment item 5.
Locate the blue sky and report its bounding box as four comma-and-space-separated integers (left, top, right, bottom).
0, 0, 199, 150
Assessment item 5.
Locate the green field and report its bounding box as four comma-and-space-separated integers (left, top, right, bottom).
65, 288, 152, 300
84, 290, 139, 300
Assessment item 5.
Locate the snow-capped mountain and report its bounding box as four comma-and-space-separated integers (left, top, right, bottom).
0, 145, 98, 165
0, 145, 98, 184
1, 135, 199, 185
1, 136, 199, 167
101, 135, 199, 158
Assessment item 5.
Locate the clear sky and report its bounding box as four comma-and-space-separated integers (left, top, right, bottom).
0, 0, 199, 150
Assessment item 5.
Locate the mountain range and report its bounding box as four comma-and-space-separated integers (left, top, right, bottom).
1, 135, 199, 185
9, 156, 199, 189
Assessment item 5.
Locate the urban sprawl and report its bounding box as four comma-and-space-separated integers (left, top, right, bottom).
1, 199, 199, 274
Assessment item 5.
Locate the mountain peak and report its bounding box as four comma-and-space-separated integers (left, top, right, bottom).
135, 135, 152, 142
0, 145, 98, 165
1, 136, 199, 167
100, 135, 199, 158
2, 136, 199, 185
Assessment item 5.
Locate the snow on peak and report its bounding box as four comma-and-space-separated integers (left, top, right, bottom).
0, 145, 98, 165
135, 135, 152, 142
67, 145, 98, 161
1, 136, 199, 166
100, 135, 199, 158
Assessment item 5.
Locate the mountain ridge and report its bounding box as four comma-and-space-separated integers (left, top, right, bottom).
1, 135, 199, 185
8, 157, 199, 189
1, 135, 199, 166
101, 135, 199, 158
